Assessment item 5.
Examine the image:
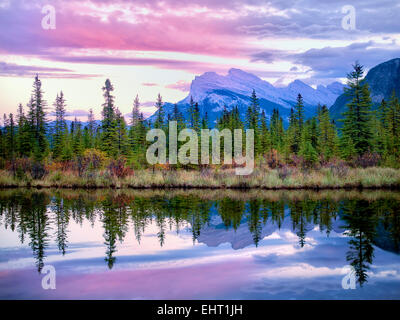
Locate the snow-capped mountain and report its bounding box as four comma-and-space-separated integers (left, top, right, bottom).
149, 68, 344, 126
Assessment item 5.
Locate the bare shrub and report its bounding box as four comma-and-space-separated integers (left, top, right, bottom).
353, 152, 381, 168
108, 157, 133, 178
277, 165, 291, 180
31, 162, 48, 180
266, 149, 282, 169
323, 158, 350, 178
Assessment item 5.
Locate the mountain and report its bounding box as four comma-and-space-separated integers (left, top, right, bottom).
149, 68, 344, 126
330, 58, 400, 121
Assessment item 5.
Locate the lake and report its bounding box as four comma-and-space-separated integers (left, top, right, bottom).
0, 188, 400, 299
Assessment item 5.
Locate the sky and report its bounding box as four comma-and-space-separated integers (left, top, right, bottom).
1, 0, 400, 121
2, 209, 400, 299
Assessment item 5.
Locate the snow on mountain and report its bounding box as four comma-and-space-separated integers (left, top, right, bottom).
182, 68, 343, 109
149, 68, 344, 126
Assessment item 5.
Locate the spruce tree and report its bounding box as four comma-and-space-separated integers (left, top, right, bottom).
340, 62, 373, 157
86, 108, 96, 148
4, 114, 16, 159
386, 90, 400, 157
154, 93, 165, 130
31, 75, 48, 160
317, 105, 338, 160
16, 103, 31, 157
101, 79, 117, 156
260, 110, 270, 154
52, 92, 67, 159
270, 108, 284, 152
292, 93, 305, 154
115, 109, 130, 157
246, 90, 261, 155
72, 117, 84, 156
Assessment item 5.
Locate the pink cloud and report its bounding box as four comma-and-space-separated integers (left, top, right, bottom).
0, 259, 253, 299
165, 80, 191, 92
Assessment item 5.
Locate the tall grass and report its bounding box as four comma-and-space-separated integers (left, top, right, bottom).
1, 167, 400, 189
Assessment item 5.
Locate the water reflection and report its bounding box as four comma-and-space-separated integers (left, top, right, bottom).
0, 189, 400, 297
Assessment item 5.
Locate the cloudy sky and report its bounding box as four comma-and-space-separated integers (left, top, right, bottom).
0, 0, 399, 120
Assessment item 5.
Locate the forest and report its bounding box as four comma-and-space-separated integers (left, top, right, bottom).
0, 62, 400, 188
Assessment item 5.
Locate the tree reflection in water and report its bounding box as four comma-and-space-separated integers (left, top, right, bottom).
0, 189, 399, 287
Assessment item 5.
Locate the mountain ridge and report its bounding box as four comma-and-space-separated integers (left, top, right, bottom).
330, 58, 400, 121
149, 68, 344, 126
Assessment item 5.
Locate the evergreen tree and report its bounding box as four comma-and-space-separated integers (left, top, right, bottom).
16, 103, 31, 158
4, 114, 16, 159
299, 120, 318, 166
115, 109, 130, 157
188, 96, 195, 128
101, 79, 117, 156
292, 93, 305, 154
270, 108, 284, 152
154, 93, 165, 130
340, 62, 373, 157
317, 105, 338, 160
86, 108, 97, 149
31, 75, 48, 160
386, 90, 400, 157
260, 110, 270, 154
246, 90, 261, 155
52, 92, 67, 159
192, 102, 201, 133
72, 117, 84, 156
129, 95, 147, 162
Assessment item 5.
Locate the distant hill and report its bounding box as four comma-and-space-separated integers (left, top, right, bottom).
330, 58, 400, 122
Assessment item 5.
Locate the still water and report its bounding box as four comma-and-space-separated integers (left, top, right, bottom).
0, 188, 400, 300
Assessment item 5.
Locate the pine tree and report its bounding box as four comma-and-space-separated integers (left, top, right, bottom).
115, 109, 130, 157
16, 103, 31, 158
31, 75, 48, 160
154, 93, 165, 130
0, 126, 5, 160
270, 108, 284, 152
285, 107, 298, 156
340, 62, 373, 157
172, 103, 185, 132
386, 90, 400, 157
192, 102, 201, 133
52, 92, 67, 159
4, 114, 16, 159
299, 120, 318, 166
86, 108, 96, 149
188, 96, 195, 128
260, 110, 270, 154
72, 117, 84, 156
292, 93, 305, 154
246, 90, 261, 155
101, 79, 117, 156
131, 95, 141, 127
317, 105, 338, 160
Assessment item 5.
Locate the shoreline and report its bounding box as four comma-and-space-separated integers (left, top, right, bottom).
1, 167, 400, 190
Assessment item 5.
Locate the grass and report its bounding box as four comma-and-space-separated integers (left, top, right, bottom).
1, 167, 400, 189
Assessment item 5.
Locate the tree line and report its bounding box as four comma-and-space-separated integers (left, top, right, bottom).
1, 189, 399, 282
1, 62, 400, 171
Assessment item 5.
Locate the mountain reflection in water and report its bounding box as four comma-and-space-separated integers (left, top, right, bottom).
0, 189, 400, 299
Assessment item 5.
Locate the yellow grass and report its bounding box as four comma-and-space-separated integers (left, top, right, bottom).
1, 167, 400, 189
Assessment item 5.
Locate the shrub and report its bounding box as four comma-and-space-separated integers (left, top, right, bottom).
324, 159, 349, 178
266, 149, 282, 169
108, 157, 133, 178
353, 152, 381, 168
31, 162, 48, 180
277, 165, 291, 180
